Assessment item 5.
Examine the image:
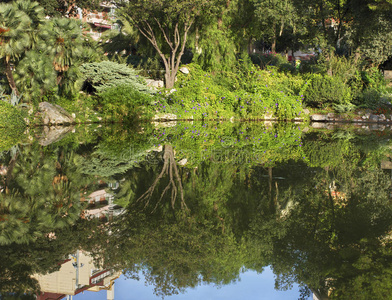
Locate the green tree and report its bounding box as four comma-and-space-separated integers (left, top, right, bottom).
39, 18, 85, 92
14, 50, 57, 102
0, 2, 33, 95
347, 1, 392, 66
252, 0, 297, 53
115, 0, 217, 88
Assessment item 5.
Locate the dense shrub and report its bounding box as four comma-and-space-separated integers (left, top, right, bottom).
152, 63, 304, 120
54, 94, 102, 123
250, 53, 296, 73
97, 85, 153, 122
302, 74, 352, 108
361, 67, 386, 91
0, 101, 26, 128
79, 61, 151, 94
0, 101, 26, 151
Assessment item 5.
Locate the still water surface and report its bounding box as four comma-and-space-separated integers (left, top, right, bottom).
1, 121, 392, 300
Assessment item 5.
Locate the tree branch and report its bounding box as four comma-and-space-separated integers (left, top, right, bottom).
154, 17, 174, 50
174, 20, 193, 73
135, 21, 170, 74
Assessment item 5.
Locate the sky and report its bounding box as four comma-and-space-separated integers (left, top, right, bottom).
69, 267, 310, 300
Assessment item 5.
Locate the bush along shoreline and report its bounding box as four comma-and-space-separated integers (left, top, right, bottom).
3, 54, 392, 131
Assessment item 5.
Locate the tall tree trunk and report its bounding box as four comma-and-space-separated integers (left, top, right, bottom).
354, 47, 361, 64
164, 70, 176, 89
247, 36, 253, 55
271, 24, 277, 53
5, 60, 19, 96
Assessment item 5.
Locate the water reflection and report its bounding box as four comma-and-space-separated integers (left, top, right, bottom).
1, 122, 392, 299
34, 250, 119, 300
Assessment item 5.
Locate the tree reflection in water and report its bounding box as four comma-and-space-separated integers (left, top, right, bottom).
1, 123, 392, 299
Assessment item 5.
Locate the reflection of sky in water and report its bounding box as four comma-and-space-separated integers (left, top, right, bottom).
68, 267, 310, 300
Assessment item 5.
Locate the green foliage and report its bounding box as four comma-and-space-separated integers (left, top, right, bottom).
79, 32, 107, 64
39, 18, 85, 92
361, 67, 386, 91
333, 102, 356, 113
14, 50, 57, 103
302, 74, 352, 108
250, 53, 295, 73
0, 2, 31, 61
194, 25, 237, 72
303, 136, 360, 168
97, 85, 153, 122
0, 102, 26, 151
127, 55, 165, 80
358, 16, 392, 67
79, 61, 151, 94
153, 62, 304, 120
150, 122, 305, 167
100, 30, 136, 58
11, 16, 91, 100
356, 88, 382, 109
116, 0, 216, 88
53, 94, 102, 123
350, 68, 388, 108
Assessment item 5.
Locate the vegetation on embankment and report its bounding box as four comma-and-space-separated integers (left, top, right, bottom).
0, 101, 26, 151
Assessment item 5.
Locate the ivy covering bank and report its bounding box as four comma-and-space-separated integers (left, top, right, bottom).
151, 62, 305, 121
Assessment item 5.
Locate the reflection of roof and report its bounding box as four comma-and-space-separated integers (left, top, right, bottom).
94, 23, 112, 29
37, 292, 65, 300
88, 189, 108, 199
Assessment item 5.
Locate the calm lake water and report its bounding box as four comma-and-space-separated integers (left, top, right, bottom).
1, 121, 392, 300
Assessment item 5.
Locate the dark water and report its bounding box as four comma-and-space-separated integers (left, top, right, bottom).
1, 121, 392, 300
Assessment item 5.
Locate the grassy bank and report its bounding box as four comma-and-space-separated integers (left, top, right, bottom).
0, 102, 26, 151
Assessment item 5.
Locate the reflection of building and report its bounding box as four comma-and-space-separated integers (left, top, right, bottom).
82, 183, 124, 220
86, 189, 114, 205
34, 250, 121, 300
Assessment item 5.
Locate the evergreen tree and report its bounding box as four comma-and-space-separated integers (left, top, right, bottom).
39, 18, 85, 91
0, 2, 32, 95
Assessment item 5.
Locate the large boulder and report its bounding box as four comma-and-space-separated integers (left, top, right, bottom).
38, 102, 74, 125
